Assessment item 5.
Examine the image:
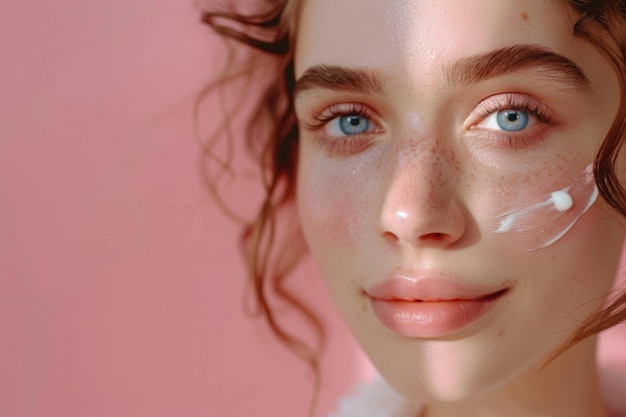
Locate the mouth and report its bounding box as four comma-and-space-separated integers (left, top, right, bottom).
365, 276, 509, 338
379, 288, 509, 303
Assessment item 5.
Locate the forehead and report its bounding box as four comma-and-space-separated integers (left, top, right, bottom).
295, 0, 579, 78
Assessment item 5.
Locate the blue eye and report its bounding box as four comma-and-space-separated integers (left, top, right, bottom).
315, 103, 380, 139
494, 109, 529, 131
330, 114, 370, 135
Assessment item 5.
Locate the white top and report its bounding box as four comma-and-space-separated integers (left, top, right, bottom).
328, 375, 411, 417
328, 371, 626, 417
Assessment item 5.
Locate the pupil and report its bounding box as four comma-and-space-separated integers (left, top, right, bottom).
507, 113, 519, 122
349, 117, 361, 126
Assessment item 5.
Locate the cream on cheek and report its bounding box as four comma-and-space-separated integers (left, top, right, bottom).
489, 163, 598, 251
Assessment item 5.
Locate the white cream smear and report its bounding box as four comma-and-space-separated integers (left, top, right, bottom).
492, 164, 599, 251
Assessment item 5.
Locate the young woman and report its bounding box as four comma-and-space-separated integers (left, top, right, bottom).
201, 1, 626, 416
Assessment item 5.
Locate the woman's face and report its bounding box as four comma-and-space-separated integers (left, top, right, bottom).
294, 0, 624, 406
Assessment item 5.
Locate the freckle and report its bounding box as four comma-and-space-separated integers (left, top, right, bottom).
498, 328, 506, 337
521, 12, 529, 21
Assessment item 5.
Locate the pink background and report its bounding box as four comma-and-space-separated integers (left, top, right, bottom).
0, 1, 370, 416
0, 1, 624, 417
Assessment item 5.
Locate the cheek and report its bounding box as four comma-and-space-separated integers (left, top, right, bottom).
298, 183, 359, 246
478, 157, 597, 251
485, 187, 623, 322
296, 156, 371, 250
535, 205, 623, 324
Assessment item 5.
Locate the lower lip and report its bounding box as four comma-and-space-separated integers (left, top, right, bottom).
369, 291, 506, 338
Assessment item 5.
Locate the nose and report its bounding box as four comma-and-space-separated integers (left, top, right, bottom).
379, 143, 466, 247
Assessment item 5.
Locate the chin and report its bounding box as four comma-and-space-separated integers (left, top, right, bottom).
358, 324, 570, 406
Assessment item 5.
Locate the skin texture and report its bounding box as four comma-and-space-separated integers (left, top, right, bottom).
293, 1, 626, 417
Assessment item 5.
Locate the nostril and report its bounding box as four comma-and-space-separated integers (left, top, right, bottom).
424, 232, 446, 241
382, 230, 400, 242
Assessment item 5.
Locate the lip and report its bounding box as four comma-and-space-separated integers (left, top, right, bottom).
365, 273, 509, 338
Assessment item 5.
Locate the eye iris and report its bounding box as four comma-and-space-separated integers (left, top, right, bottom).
339, 115, 369, 135
496, 109, 529, 131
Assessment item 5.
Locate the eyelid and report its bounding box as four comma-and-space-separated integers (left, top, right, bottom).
299, 101, 385, 157
301, 101, 383, 132
463, 93, 554, 151
466, 93, 553, 129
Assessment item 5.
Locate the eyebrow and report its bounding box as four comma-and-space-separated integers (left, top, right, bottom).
295, 44, 591, 98
445, 44, 591, 95
294, 64, 384, 97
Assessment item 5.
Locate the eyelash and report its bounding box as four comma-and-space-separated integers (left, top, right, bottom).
305, 102, 379, 156
305, 102, 375, 129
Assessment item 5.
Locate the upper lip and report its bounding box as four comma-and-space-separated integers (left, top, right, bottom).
364, 269, 509, 302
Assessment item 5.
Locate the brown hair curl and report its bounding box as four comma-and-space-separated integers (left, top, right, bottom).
198, 1, 324, 412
